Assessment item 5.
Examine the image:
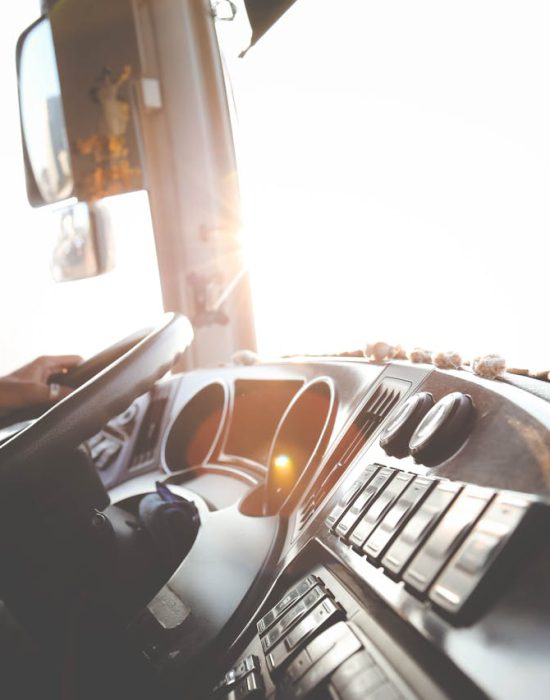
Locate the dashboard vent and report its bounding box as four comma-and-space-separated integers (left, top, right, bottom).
131, 397, 168, 467
296, 379, 406, 532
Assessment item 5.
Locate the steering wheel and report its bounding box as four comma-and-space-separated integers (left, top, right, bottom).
0, 313, 193, 491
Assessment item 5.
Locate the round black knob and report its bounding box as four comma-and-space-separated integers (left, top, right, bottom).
409, 392, 475, 466
380, 392, 434, 458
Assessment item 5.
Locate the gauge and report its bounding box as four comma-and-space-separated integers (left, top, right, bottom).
409, 392, 475, 466
379, 392, 434, 458
264, 378, 336, 515
163, 381, 228, 471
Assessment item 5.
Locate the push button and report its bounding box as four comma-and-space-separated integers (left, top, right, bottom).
336, 467, 395, 539
326, 464, 378, 530
350, 471, 414, 548
257, 575, 318, 634
382, 480, 461, 576
363, 476, 434, 560
292, 628, 362, 698
261, 586, 326, 652
227, 671, 264, 699
429, 493, 533, 614
403, 485, 493, 594
214, 655, 260, 693
454, 531, 501, 573
330, 649, 375, 689
285, 649, 313, 683
330, 664, 386, 699
285, 622, 352, 682
266, 599, 343, 673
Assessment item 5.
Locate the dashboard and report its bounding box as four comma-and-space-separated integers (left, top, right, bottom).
91, 358, 550, 700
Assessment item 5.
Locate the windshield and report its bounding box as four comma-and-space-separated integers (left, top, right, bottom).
219, 0, 549, 368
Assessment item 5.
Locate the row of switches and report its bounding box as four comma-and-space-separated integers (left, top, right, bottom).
326, 463, 541, 617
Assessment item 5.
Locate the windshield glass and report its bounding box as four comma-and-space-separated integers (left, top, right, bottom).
220, 0, 549, 368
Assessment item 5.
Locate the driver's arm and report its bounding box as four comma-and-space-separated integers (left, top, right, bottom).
0, 355, 82, 417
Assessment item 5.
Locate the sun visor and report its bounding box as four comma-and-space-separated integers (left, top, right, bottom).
242, 0, 298, 51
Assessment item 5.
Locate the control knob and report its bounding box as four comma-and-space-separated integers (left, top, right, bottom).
379, 392, 434, 458
409, 392, 475, 466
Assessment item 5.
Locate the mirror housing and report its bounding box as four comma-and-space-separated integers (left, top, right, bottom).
17, 0, 145, 207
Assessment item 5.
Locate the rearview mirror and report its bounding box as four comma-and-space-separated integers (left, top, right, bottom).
17, 19, 74, 205
17, 0, 145, 207
51, 202, 115, 283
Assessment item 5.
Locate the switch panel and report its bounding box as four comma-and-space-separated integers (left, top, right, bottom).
261, 586, 326, 652
336, 467, 395, 539
363, 476, 435, 560
382, 480, 461, 576
284, 622, 352, 683
226, 671, 264, 700
266, 598, 344, 673
220, 573, 423, 700
403, 485, 493, 594
257, 575, 319, 635
429, 492, 537, 615
350, 471, 414, 548
214, 655, 261, 694
326, 464, 379, 530
291, 629, 362, 698
280, 623, 362, 699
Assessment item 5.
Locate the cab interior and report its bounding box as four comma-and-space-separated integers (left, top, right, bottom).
0, 2, 549, 700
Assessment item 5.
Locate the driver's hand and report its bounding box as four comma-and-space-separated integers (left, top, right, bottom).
0, 355, 82, 416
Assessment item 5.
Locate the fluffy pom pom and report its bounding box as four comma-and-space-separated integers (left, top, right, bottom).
434, 351, 462, 369
473, 354, 506, 379
409, 347, 433, 364
232, 349, 260, 366
365, 342, 396, 362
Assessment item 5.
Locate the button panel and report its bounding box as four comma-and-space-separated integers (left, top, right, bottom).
266, 598, 344, 673
284, 626, 362, 698
257, 575, 318, 634
350, 471, 414, 548
219, 574, 423, 700
261, 585, 326, 652
336, 467, 394, 538
226, 671, 264, 700
429, 493, 535, 614
293, 633, 362, 698
382, 480, 461, 576
326, 464, 379, 529
214, 655, 261, 693
285, 622, 351, 683
323, 458, 541, 622
363, 476, 435, 560
403, 486, 493, 594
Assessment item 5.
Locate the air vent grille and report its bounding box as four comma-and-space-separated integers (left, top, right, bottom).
296, 380, 406, 533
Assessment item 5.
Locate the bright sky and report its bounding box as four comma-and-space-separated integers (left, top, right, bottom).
223, 0, 550, 368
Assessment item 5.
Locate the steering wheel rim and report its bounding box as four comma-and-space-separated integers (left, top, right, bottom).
47, 326, 156, 389
0, 313, 193, 490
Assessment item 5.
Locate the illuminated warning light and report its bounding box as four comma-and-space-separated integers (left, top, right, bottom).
273, 454, 292, 471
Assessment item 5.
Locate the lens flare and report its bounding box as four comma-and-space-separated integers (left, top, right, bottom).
273, 454, 292, 471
